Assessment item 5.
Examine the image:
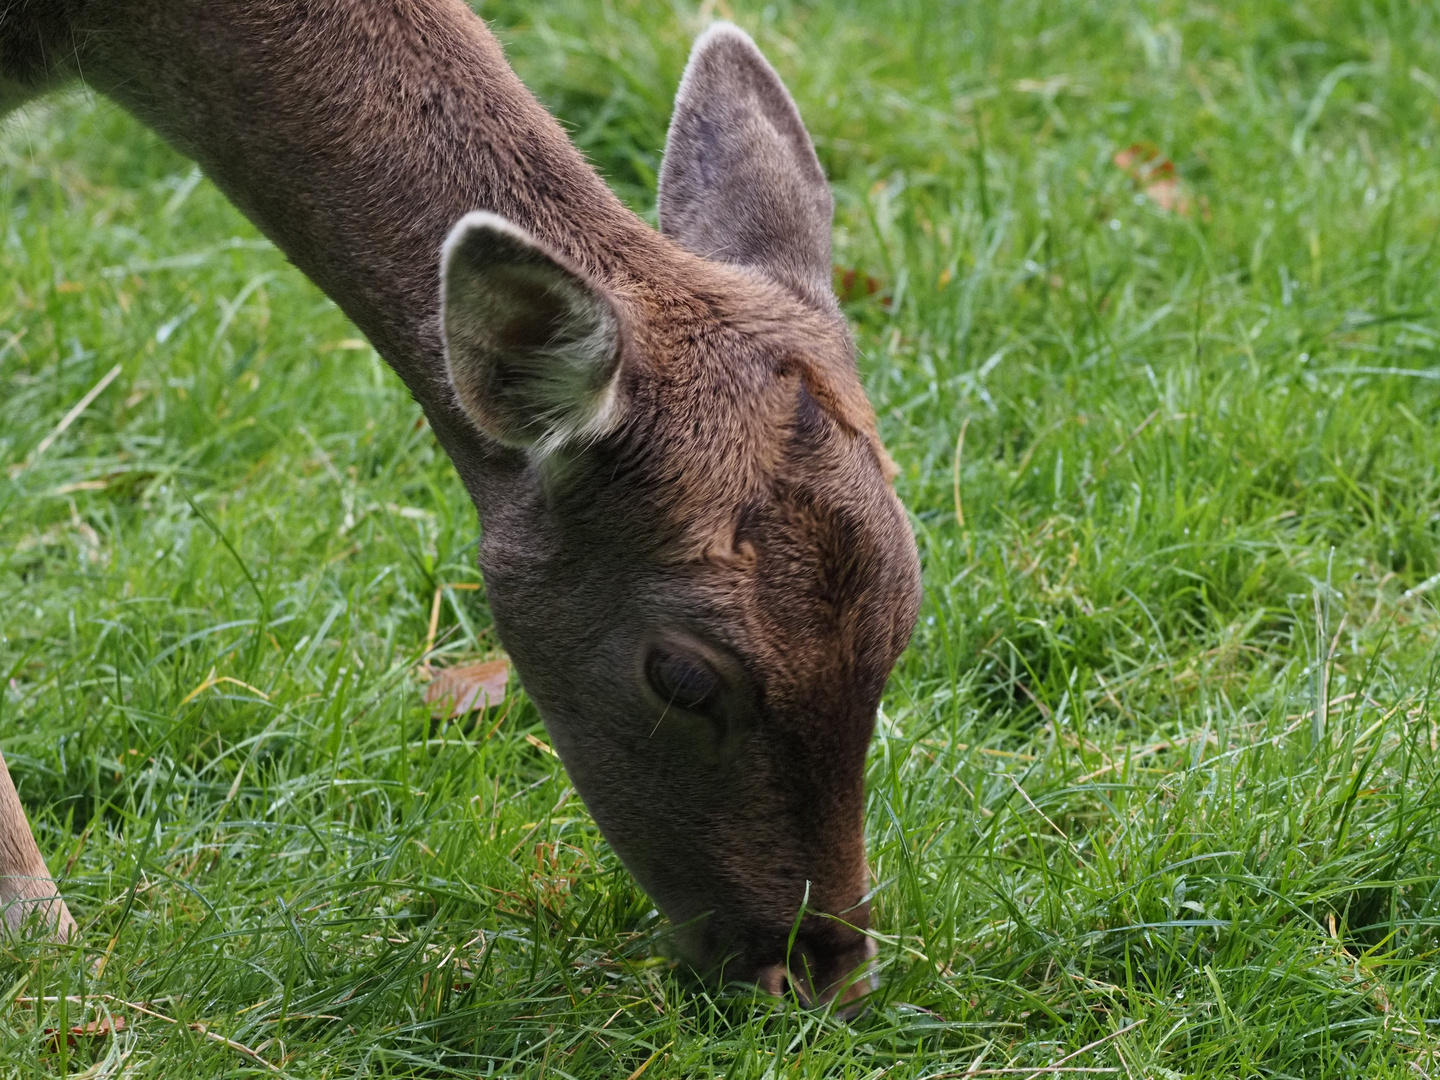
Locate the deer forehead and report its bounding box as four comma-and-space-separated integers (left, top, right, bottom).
641, 372, 890, 570
613, 277, 894, 536
655, 401, 916, 682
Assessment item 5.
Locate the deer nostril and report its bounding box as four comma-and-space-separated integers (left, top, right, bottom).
755, 961, 818, 1007
755, 962, 794, 999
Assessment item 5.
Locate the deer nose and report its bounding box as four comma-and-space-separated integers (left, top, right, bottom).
755, 934, 878, 1017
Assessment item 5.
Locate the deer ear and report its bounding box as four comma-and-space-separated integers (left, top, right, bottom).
659, 23, 835, 310
442, 212, 625, 454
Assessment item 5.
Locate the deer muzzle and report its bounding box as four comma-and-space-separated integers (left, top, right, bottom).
754, 932, 878, 1017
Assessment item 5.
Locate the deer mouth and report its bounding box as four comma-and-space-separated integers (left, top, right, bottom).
753, 933, 879, 1018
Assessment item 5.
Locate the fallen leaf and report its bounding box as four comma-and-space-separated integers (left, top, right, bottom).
1112, 142, 1174, 182
833, 265, 890, 306
72, 1017, 125, 1038
46, 1016, 126, 1049
1143, 177, 1189, 216
1113, 142, 1207, 219
425, 658, 510, 719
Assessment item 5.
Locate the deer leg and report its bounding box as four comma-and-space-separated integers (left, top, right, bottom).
0, 752, 76, 941
0, 8, 80, 941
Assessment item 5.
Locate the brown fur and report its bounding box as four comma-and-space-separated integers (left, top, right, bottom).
0, 1, 921, 1004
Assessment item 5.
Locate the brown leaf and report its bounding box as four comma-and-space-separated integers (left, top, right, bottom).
47, 1016, 126, 1049
73, 1017, 125, 1038
425, 658, 510, 719
833, 265, 890, 306
1112, 142, 1174, 182
1113, 143, 1207, 219
1143, 177, 1189, 216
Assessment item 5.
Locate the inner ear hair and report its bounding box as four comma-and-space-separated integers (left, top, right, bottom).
441, 211, 626, 456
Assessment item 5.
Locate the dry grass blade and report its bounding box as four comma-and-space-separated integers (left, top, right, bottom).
19, 996, 283, 1074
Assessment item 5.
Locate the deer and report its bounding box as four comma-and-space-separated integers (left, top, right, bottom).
0, 0, 921, 1009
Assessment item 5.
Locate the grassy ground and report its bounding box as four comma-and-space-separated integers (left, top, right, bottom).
2, 0, 1440, 1074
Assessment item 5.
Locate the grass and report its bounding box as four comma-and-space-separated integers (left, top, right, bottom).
2, 0, 1440, 1074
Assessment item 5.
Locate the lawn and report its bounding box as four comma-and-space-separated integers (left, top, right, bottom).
3, 0, 1440, 1074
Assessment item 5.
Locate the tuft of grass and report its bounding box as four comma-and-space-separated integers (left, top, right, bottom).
2, 0, 1439, 1074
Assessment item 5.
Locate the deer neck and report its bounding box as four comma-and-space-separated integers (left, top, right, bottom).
75, 0, 669, 496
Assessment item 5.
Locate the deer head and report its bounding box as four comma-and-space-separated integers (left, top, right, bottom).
0, 3, 919, 1009
441, 25, 921, 1005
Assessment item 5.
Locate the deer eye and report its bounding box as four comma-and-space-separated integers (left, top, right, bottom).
646, 648, 721, 711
